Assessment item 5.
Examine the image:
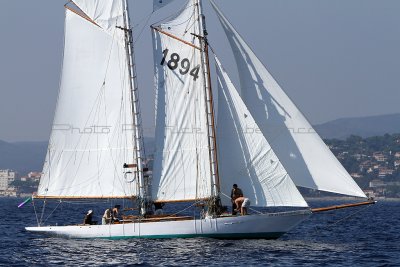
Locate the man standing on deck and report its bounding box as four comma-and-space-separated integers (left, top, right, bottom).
230, 184, 243, 215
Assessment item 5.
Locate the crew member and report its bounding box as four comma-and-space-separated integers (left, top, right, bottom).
230, 184, 243, 215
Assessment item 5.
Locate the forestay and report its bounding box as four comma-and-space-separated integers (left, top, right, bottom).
211, 0, 366, 198
37, 3, 137, 198
151, 1, 213, 202
216, 57, 308, 207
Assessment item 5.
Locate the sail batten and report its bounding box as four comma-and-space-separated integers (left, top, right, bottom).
211, 0, 366, 198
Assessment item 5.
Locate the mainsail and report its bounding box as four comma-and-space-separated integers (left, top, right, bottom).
151, 1, 213, 202
37, 1, 138, 198
215, 56, 308, 207
211, 0, 366, 198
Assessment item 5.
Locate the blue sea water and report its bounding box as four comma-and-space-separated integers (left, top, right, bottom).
2, 198, 399, 266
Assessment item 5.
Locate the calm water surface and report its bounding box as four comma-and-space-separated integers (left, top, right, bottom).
2, 198, 399, 266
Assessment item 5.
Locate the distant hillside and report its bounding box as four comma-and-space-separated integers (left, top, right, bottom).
314, 113, 400, 139
0, 140, 47, 175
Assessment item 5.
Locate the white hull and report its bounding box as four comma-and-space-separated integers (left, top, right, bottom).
25, 210, 311, 239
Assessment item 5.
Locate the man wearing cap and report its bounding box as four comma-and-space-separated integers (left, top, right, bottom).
230, 184, 243, 215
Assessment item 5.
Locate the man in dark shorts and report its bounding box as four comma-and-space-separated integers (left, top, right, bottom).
230, 184, 243, 215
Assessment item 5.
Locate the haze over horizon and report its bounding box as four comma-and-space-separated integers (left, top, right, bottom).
1, 0, 399, 142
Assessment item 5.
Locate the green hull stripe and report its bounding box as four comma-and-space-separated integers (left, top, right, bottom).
97, 232, 285, 240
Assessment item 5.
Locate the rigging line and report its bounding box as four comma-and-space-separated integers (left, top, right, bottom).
313, 204, 373, 234
221, 192, 265, 215
32, 199, 40, 226
327, 204, 372, 227
183, 4, 197, 37
62, 200, 110, 204
42, 200, 63, 224
193, 75, 201, 201
39, 199, 47, 225
103, 21, 118, 83
132, 10, 154, 29
133, 12, 154, 46
208, 43, 217, 56
165, 201, 201, 218
220, 192, 230, 200
248, 207, 264, 214
181, 3, 196, 36
152, 3, 196, 26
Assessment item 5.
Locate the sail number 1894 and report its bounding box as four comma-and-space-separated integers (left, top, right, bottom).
160, 49, 200, 81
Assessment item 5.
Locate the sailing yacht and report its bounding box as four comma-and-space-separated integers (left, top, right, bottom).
25, 0, 373, 239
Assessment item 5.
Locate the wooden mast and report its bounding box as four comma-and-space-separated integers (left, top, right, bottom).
196, 0, 221, 198
121, 0, 149, 214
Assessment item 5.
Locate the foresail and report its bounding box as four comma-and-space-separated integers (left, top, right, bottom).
151, 1, 213, 202
211, 0, 366, 198
37, 8, 137, 198
216, 57, 308, 207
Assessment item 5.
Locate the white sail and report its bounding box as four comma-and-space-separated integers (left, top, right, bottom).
216, 57, 308, 207
37, 6, 137, 198
211, 0, 366, 198
151, 1, 213, 202
73, 0, 125, 36
153, 0, 176, 11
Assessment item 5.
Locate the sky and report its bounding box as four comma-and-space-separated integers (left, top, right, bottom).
0, 0, 399, 142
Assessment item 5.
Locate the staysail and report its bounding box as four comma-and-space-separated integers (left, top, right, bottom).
211, 0, 366, 198
151, 1, 213, 202
216, 56, 308, 207
37, 1, 138, 198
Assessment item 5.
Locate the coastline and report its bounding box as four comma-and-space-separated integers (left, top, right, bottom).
305, 196, 400, 202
